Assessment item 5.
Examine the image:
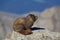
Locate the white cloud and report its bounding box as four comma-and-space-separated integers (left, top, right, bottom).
33, 0, 47, 3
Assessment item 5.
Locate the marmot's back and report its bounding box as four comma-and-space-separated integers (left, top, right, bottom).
13, 18, 25, 32
13, 18, 25, 25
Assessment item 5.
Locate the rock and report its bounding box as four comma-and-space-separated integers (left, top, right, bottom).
5, 30, 60, 40
33, 7, 60, 32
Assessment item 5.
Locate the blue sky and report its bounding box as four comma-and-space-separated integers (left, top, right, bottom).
0, 0, 60, 14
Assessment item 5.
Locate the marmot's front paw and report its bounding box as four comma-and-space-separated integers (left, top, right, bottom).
19, 29, 32, 35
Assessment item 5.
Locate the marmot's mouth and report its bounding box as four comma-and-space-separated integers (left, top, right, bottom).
32, 16, 38, 21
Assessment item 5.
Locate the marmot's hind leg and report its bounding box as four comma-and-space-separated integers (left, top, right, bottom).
19, 29, 32, 35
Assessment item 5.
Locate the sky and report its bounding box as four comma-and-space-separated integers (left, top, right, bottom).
0, 0, 60, 14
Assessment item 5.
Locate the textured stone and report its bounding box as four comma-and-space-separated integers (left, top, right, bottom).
5, 30, 60, 40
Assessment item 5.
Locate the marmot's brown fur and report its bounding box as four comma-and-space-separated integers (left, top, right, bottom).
13, 14, 38, 35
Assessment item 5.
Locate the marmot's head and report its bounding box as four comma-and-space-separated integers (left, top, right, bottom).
27, 14, 38, 22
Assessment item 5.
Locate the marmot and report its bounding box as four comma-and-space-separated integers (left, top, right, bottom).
13, 14, 38, 35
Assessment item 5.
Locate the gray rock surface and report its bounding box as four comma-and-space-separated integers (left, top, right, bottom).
5, 30, 60, 40
33, 7, 60, 32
